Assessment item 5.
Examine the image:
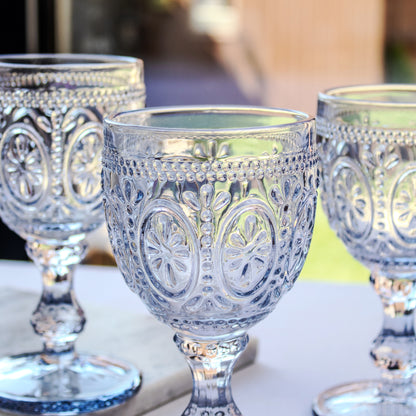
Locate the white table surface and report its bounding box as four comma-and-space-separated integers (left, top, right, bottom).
0, 260, 381, 416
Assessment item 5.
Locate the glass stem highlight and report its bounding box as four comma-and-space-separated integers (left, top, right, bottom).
175, 333, 248, 416
26, 240, 87, 355
370, 272, 416, 403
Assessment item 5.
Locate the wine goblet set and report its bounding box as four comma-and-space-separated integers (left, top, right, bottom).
0, 53, 413, 416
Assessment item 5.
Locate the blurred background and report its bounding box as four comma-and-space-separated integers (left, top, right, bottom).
0, 0, 415, 283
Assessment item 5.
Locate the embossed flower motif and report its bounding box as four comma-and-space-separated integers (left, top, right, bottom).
146, 213, 191, 289
293, 207, 314, 255
5, 133, 43, 200
182, 184, 231, 214
362, 144, 399, 171
270, 177, 303, 239
319, 139, 337, 166
334, 169, 367, 232
270, 178, 303, 207
115, 178, 144, 208
70, 133, 102, 197
288, 197, 315, 277
394, 174, 416, 235
224, 214, 272, 289
104, 192, 141, 293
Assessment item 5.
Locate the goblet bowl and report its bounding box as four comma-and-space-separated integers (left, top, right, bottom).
103, 106, 318, 416
314, 84, 416, 416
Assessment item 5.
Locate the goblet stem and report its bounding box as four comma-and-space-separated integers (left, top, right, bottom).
26, 239, 87, 356
175, 333, 249, 416
370, 272, 416, 404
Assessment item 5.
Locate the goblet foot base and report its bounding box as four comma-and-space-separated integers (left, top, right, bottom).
313, 380, 416, 416
0, 351, 141, 415
183, 402, 241, 416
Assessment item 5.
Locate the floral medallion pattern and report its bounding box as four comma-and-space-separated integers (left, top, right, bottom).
144, 214, 192, 291
0, 66, 144, 240
65, 122, 103, 205
319, 119, 416, 267
286, 192, 316, 285
0, 123, 48, 205
62, 108, 103, 207
140, 202, 199, 299
102, 141, 318, 334
331, 157, 373, 241
391, 167, 416, 244
103, 174, 146, 296
220, 203, 275, 297
268, 175, 314, 295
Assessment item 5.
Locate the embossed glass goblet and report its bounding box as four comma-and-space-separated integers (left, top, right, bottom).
0, 54, 145, 414
314, 85, 416, 416
103, 106, 318, 416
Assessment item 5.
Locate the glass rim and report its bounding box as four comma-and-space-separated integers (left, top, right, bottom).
318, 84, 416, 108
105, 105, 314, 134
0, 53, 142, 70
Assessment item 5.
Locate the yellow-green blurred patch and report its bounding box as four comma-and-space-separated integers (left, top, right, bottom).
299, 197, 369, 284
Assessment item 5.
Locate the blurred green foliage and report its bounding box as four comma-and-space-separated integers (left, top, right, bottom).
299, 197, 369, 284
301, 44, 416, 285
385, 43, 416, 83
